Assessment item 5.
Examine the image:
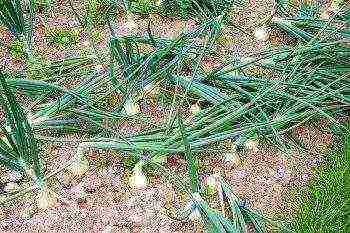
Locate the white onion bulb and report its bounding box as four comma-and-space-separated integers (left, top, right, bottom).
124, 99, 140, 115
190, 103, 200, 115
254, 27, 269, 42
37, 185, 57, 210
129, 168, 147, 189
245, 139, 259, 152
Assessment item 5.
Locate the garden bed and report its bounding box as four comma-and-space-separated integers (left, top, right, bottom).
0, 0, 349, 232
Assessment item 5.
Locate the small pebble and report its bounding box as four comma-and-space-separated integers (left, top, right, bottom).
275, 166, 285, 178
4, 182, 19, 193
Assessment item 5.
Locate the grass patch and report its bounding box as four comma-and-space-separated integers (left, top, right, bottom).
7, 38, 25, 59
45, 27, 80, 48
286, 124, 350, 232
128, 0, 159, 16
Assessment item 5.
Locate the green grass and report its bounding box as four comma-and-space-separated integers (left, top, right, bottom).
8, 38, 25, 58
34, 0, 51, 13
159, 0, 245, 19
128, 0, 159, 15
82, 0, 122, 28
45, 27, 80, 48
286, 124, 349, 233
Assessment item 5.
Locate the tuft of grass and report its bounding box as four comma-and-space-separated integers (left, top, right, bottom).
45, 27, 80, 48
128, 0, 159, 16
159, 0, 245, 19
286, 123, 350, 232
34, 0, 51, 13
7, 38, 25, 59
82, 0, 121, 28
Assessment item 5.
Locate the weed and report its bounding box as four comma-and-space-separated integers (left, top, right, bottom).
128, 0, 159, 15
7, 38, 25, 58
45, 27, 80, 48
160, 0, 244, 19
83, 0, 121, 28
34, 0, 51, 13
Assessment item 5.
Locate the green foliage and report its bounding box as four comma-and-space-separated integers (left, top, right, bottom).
0, 0, 25, 35
269, 3, 350, 231
275, 0, 348, 19
27, 56, 93, 81
0, 70, 44, 187
124, 0, 233, 18
27, 56, 49, 80
90, 30, 104, 43
75, 14, 347, 232
34, 0, 51, 13
178, 0, 191, 19
178, 114, 199, 192
121, 153, 139, 170
128, 0, 159, 15
220, 178, 267, 232
159, 0, 243, 19
0, 2, 348, 231
157, 88, 174, 105
45, 27, 79, 48
158, 0, 178, 17
83, 12, 349, 158
8, 38, 25, 58
150, 162, 270, 232
83, 0, 121, 28
287, 125, 350, 232
0, 0, 35, 54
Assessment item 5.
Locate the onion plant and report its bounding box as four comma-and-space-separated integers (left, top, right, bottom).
0, 70, 44, 189
0, 0, 36, 56
68, 5, 348, 230
145, 129, 272, 233
0, 0, 348, 231
0, 0, 25, 36
109, 14, 227, 112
